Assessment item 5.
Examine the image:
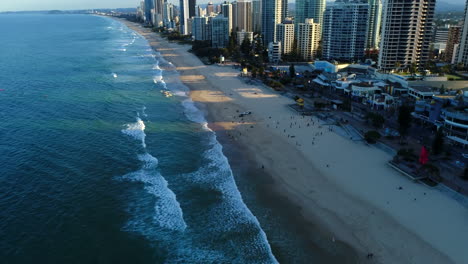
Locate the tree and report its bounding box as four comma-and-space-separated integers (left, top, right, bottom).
240, 37, 251, 56
366, 112, 385, 128
289, 64, 296, 79
432, 127, 444, 155
398, 105, 412, 139
364, 130, 381, 144
463, 166, 468, 180
409, 62, 417, 75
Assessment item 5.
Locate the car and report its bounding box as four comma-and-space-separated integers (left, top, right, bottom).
239, 111, 252, 117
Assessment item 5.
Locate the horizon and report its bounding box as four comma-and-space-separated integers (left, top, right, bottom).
0, 0, 465, 12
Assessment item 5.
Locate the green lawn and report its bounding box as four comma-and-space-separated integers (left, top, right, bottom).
445, 74, 465, 81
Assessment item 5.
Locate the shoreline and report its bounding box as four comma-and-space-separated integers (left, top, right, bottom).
117, 18, 468, 264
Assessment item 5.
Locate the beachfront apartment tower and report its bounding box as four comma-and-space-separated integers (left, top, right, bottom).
456, 1, 468, 66
262, 0, 284, 45
193, 16, 210, 41
144, 0, 155, 24
234, 0, 253, 32
297, 18, 321, 61
445, 26, 461, 63
189, 0, 197, 18
275, 20, 295, 55
163, 2, 175, 28
252, 0, 262, 33
212, 16, 230, 47
322, 0, 369, 61
295, 0, 326, 35
179, 0, 190, 34
153, 0, 165, 27
207, 1, 215, 15
378, 0, 436, 71
366, 0, 382, 50
222, 2, 233, 33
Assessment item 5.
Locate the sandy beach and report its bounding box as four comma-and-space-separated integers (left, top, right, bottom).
120, 19, 468, 264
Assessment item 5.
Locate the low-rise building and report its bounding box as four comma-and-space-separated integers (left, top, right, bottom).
443, 107, 468, 147
268, 42, 281, 63
237, 30, 253, 45
408, 86, 439, 100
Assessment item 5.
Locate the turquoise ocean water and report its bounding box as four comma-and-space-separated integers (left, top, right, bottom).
0, 14, 280, 263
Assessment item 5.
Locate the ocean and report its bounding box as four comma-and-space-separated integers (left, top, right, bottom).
0, 14, 280, 263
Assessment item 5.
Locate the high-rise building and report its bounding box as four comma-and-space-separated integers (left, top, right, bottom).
137, 1, 145, 21
456, 0, 468, 65
366, 0, 382, 50
163, 2, 175, 28
153, 0, 164, 27
193, 16, 210, 40
145, 0, 155, 24
235, 0, 253, 32
197, 5, 206, 17
207, 1, 215, 15
457, 2, 468, 65
295, 0, 326, 34
297, 18, 321, 61
445, 26, 461, 63
212, 16, 230, 47
252, 0, 262, 33
275, 20, 295, 55
179, 0, 190, 34
262, 0, 283, 45
222, 2, 233, 33
322, 0, 369, 61
189, 0, 196, 18
378, 0, 436, 71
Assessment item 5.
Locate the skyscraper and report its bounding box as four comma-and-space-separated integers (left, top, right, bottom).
144, 0, 155, 24
163, 2, 175, 28
295, 0, 326, 34
179, 0, 190, 34
207, 1, 215, 15
235, 0, 253, 32
378, 0, 435, 71
252, 0, 262, 33
275, 20, 295, 55
222, 1, 233, 33
193, 16, 210, 40
297, 18, 321, 61
153, 0, 164, 27
445, 26, 461, 63
189, 0, 197, 18
262, 0, 283, 44
366, 0, 382, 50
322, 0, 369, 61
456, 1, 468, 66
212, 16, 230, 47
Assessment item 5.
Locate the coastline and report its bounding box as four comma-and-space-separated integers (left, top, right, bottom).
117, 18, 468, 264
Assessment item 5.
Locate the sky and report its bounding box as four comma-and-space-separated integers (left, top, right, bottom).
0, 0, 465, 12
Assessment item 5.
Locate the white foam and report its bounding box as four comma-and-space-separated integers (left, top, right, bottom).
112, 73, 118, 78
137, 153, 158, 169
182, 98, 207, 124
142, 106, 148, 117
121, 168, 187, 232
121, 117, 146, 148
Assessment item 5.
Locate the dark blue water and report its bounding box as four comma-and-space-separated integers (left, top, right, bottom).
0, 14, 277, 263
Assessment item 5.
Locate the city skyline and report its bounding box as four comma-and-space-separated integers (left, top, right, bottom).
1, 0, 466, 12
